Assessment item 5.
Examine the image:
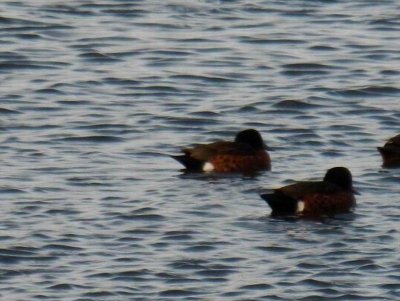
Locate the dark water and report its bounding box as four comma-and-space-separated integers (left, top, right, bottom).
1, 1, 400, 300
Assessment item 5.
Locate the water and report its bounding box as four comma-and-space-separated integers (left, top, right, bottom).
1, 1, 400, 300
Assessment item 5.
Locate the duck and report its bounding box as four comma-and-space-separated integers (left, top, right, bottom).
171, 129, 271, 173
260, 167, 356, 217
377, 134, 400, 167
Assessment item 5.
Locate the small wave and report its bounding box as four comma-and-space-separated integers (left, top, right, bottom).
57, 100, 92, 106
148, 50, 193, 57
159, 289, 201, 297
240, 283, 274, 290
256, 246, 294, 253
112, 269, 151, 278
0, 16, 46, 26
102, 77, 141, 86
43, 244, 83, 251
45, 209, 80, 215
170, 74, 237, 83
101, 9, 147, 17
309, 45, 337, 51
183, 244, 216, 252
281, 63, 336, 76
282, 69, 329, 76
79, 52, 120, 62
83, 291, 115, 298
42, 5, 94, 16
0, 188, 25, 194
240, 37, 306, 44
161, 231, 194, 241
190, 110, 221, 117
274, 99, 318, 109
332, 86, 400, 97
15, 33, 42, 40
48, 283, 77, 290
161, 116, 220, 127
298, 278, 332, 288
0, 108, 21, 114
56, 136, 124, 143
0, 252, 55, 264
75, 123, 130, 130
0, 254, 26, 264
0, 62, 59, 70
280, 9, 316, 17
380, 69, 400, 75
117, 214, 165, 221
196, 267, 236, 277
133, 22, 188, 30
35, 88, 65, 94
282, 63, 335, 70
142, 85, 180, 93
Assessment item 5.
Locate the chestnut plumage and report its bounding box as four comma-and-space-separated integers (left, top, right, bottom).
261, 167, 356, 217
171, 129, 271, 173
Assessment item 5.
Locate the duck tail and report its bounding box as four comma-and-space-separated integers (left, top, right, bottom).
377, 146, 387, 156
260, 192, 298, 215
377, 146, 400, 167
378, 146, 400, 155
170, 155, 203, 171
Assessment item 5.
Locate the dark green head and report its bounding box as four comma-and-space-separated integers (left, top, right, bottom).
235, 129, 266, 150
323, 167, 353, 191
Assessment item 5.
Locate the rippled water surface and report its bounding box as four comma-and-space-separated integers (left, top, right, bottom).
1, 1, 400, 300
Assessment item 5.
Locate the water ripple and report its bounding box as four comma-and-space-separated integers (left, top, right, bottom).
1, 1, 400, 300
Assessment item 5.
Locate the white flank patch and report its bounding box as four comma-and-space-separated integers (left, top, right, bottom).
203, 162, 214, 172
297, 201, 305, 213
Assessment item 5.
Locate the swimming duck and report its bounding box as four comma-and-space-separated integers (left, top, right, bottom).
171, 129, 271, 173
260, 167, 356, 217
378, 134, 400, 167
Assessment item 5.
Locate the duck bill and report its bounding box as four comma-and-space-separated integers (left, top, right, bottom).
352, 188, 360, 195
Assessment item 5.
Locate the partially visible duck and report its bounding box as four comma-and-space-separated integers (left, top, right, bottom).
171, 129, 271, 173
260, 167, 356, 217
378, 134, 400, 167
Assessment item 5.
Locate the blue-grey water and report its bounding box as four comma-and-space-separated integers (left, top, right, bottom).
1, 1, 400, 300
